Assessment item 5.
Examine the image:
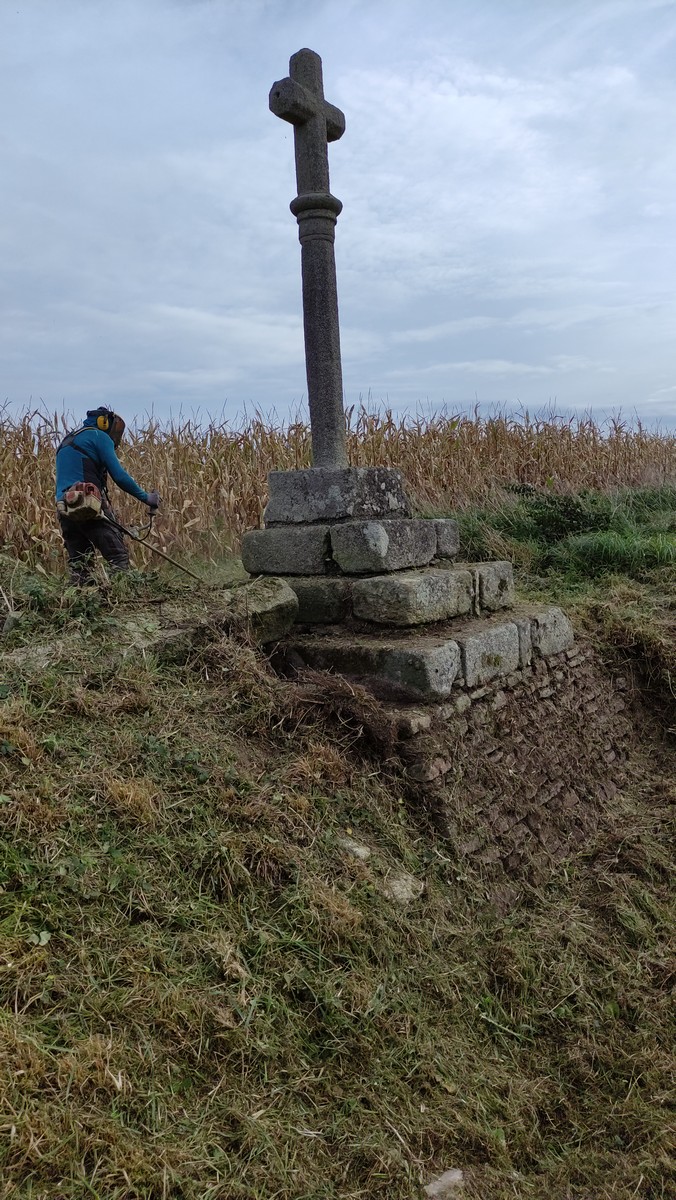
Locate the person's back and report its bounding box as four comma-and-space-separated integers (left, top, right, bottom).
55, 407, 159, 584
56, 411, 148, 504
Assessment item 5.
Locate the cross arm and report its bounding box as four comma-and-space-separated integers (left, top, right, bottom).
324, 102, 346, 143
269, 76, 315, 125
269, 78, 345, 142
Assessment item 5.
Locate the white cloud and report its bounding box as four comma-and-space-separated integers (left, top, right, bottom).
385, 355, 610, 380
398, 317, 500, 343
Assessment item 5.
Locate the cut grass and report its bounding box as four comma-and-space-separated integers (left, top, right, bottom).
1, 568, 674, 1198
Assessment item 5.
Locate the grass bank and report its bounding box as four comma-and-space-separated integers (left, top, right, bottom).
0, 537, 674, 1198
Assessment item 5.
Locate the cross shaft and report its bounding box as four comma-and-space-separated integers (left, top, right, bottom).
270, 49, 348, 469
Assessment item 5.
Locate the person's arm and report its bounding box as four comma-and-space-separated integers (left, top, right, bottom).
96, 435, 149, 504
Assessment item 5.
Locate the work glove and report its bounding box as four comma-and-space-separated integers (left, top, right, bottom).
146, 490, 161, 513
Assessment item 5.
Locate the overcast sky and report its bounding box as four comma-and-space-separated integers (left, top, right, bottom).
2, 0, 675, 429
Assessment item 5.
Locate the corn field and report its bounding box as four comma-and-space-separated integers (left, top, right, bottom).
2, 404, 675, 568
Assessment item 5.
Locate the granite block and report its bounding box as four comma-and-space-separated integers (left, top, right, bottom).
264, 466, 412, 525
285, 633, 461, 700
454, 621, 520, 687
330, 519, 436, 574
242, 526, 330, 575
351, 567, 473, 626
472, 561, 515, 612
433, 519, 460, 559
530, 607, 575, 657
285, 575, 352, 623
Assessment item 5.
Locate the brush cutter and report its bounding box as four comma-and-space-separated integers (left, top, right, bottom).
101, 512, 204, 582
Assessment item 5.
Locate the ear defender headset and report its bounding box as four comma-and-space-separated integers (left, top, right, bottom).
89, 407, 126, 447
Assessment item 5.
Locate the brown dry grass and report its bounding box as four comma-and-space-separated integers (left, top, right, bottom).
2, 405, 674, 567
0, 606, 674, 1199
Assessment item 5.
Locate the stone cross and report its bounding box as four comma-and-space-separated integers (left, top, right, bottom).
270, 48, 348, 469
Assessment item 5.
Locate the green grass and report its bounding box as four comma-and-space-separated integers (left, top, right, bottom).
454, 484, 676, 728
456, 484, 676, 579
0, 559, 674, 1199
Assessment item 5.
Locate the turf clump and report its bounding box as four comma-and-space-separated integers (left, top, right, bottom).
0, 569, 674, 1199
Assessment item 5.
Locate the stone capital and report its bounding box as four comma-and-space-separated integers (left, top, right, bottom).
290, 192, 343, 218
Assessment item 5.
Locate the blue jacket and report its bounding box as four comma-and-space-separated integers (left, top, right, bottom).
55, 418, 149, 504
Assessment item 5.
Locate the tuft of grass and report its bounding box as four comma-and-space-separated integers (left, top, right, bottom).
550, 530, 676, 576
455, 484, 676, 580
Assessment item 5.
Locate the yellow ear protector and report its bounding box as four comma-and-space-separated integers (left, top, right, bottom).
90, 408, 125, 446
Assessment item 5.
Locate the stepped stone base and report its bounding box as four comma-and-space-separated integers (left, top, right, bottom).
246, 475, 571, 716
279, 605, 574, 702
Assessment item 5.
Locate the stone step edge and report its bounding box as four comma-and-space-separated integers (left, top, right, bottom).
390, 644, 593, 735
280, 606, 574, 702
286, 561, 514, 626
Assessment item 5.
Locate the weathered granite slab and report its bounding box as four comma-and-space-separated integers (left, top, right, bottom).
264, 466, 412, 525
433, 519, 460, 560
453, 621, 520, 687
284, 633, 461, 700
530, 607, 574, 656
242, 526, 330, 575
330, 519, 436, 574
351, 567, 473, 626
472, 561, 515, 612
228, 577, 299, 642
285, 575, 352, 623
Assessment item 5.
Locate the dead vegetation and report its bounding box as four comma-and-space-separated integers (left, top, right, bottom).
0, 571, 674, 1199
1, 405, 674, 565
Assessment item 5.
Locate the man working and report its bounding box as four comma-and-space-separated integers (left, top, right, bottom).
55, 407, 160, 584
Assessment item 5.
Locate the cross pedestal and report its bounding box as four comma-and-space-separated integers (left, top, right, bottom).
244, 48, 448, 597
237, 51, 577, 769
